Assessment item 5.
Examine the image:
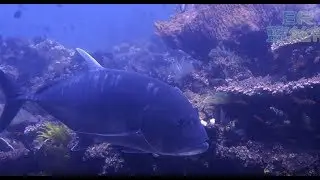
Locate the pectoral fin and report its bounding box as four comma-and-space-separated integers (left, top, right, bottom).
74, 130, 141, 137
119, 147, 148, 154
73, 129, 160, 156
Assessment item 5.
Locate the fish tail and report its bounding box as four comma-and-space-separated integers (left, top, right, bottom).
0, 70, 25, 132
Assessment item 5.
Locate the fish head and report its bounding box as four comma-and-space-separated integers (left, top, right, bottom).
141, 91, 209, 156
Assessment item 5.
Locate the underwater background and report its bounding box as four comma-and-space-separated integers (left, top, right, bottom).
0, 4, 320, 176
0, 4, 175, 51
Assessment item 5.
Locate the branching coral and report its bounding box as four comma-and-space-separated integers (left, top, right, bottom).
208, 46, 253, 80
83, 143, 126, 175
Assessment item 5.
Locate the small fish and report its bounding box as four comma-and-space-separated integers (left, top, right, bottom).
178, 4, 195, 13
219, 108, 230, 125
13, 10, 22, 19
70, 24, 75, 31
283, 120, 291, 125
43, 26, 51, 33
234, 129, 246, 137
0, 48, 209, 157
302, 113, 314, 131
292, 96, 316, 105
253, 115, 264, 123
314, 56, 320, 64
269, 106, 285, 117
179, 4, 187, 13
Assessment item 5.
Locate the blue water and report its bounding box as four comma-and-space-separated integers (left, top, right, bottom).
0, 4, 175, 51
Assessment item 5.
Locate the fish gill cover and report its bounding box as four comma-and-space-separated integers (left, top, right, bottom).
0, 4, 319, 176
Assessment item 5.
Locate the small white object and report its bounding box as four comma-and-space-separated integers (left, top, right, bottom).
75, 48, 104, 70
200, 120, 208, 126
209, 118, 216, 125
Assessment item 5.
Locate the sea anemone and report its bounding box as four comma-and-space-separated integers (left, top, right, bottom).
36, 121, 72, 147
35, 121, 73, 174
35, 121, 72, 158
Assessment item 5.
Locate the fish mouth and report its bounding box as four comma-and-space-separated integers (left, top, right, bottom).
176, 142, 209, 156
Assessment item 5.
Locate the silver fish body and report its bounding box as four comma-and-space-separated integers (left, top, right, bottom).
0, 48, 209, 156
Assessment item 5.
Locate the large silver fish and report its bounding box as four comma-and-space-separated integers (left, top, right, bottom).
0, 48, 209, 156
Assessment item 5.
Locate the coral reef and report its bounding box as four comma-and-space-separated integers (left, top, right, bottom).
155, 4, 319, 59
83, 143, 126, 175
216, 141, 320, 175
156, 4, 320, 81
215, 74, 320, 96
153, 4, 320, 176
0, 137, 31, 175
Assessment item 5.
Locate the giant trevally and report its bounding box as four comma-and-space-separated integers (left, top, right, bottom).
0, 48, 209, 156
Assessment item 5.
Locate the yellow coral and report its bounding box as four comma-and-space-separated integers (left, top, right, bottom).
37, 121, 71, 147
35, 121, 73, 174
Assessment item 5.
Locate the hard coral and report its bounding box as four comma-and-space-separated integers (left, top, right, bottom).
215, 74, 320, 96
216, 140, 320, 175
156, 4, 320, 59
155, 4, 283, 58
83, 143, 126, 175
208, 46, 253, 80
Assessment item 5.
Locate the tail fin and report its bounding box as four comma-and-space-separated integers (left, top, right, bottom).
0, 70, 24, 132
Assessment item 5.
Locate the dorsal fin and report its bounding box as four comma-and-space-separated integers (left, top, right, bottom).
75, 48, 104, 70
